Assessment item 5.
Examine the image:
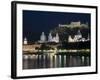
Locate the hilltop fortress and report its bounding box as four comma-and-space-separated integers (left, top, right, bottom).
23, 21, 90, 54
24, 21, 90, 44
58, 21, 88, 28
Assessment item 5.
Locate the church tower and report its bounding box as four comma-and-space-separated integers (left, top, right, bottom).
48, 32, 52, 42
77, 30, 82, 39
55, 33, 59, 43
40, 32, 46, 42
24, 37, 28, 45
75, 30, 82, 40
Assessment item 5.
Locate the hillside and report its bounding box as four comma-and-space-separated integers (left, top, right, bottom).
50, 26, 90, 42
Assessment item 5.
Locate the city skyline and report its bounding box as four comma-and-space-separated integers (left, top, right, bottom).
23, 10, 90, 42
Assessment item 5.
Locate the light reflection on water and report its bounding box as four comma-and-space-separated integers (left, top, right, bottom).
23, 53, 90, 69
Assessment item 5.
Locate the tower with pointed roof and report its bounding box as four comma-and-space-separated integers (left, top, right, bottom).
40, 32, 46, 42
24, 37, 28, 44
48, 32, 53, 42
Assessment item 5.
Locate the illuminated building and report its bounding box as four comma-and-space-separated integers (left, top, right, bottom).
68, 30, 90, 42
48, 32, 59, 43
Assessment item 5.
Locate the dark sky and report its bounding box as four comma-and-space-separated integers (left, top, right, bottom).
23, 10, 90, 41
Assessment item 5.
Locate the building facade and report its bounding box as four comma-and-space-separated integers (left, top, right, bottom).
39, 32, 59, 43
68, 30, 90, 42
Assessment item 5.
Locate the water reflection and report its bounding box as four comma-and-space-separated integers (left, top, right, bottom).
23, 53, 90, 69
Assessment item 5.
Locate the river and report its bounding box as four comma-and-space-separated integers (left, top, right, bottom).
23, 53, 90, 69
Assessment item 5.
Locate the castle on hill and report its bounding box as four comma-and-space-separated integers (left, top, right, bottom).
58, 21, 88, 28
23, 21, 90, 44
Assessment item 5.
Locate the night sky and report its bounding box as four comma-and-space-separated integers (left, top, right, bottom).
23, 10, 90, 42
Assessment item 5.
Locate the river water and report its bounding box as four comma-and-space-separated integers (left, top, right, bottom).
23, 53, 90, 69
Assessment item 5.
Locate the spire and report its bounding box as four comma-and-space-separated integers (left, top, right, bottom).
40, 32, 46, 42
76, 30, 82, 39
59, 24, 61, 27
55, 33, 59, 43
48, 32, 52, 42
24, 37, 28, 44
